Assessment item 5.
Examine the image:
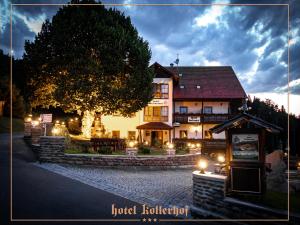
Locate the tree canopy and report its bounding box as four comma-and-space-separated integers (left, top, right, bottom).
24, 0, 154, 117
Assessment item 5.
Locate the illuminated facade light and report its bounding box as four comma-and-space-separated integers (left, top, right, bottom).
217, 155, 225, 163
168, 143, 174, 149
129, 141, 135, 148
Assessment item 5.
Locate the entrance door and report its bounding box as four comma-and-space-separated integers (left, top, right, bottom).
151, 131, 163, 146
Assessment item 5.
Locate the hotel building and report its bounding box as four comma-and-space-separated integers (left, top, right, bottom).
99, 62, 246, 147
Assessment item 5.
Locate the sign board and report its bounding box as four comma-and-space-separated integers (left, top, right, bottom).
188, 116, 201, 123
149, 99, 168, 105
41, 114, 52, 123
231, 167, 261, 193
232, 134, 259, 160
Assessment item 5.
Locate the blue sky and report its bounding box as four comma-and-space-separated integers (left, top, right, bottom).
1, 0, 299, 115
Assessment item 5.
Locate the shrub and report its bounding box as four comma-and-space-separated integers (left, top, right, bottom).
175, 145, 189, 154
98, 146, 113, 154
138, 146, 151, 154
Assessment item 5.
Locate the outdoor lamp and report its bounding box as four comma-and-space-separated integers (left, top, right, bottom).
187, 143, 191, 147
198, 159, 208, 174
38, 117, 42, 121
129, 141, 135, 148
196, 143, 201, 148
191, 144, 196, 149
52, 128, 59, 135
56, 120, 60, 124
75, 117, 78, 121
32, 120, 40, 127
70, 119, 74, 122
217, 155, 225, 163
144, 141, 149, 145
168, 143, 174, 149
297, 161, 300, 171
25, 117, 32, 122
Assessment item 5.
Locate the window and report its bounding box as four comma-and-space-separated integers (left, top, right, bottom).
144, 106, 168, 122
112, 130, 120, 138
161, 106, 168, 116
203, 106, 213, 114
153, 83, 169, 99
180, 130, 188, 139
179, 106, 188, 114
153, 107, 161, 116
128, 131, 136, 140
204, 130, 212, 139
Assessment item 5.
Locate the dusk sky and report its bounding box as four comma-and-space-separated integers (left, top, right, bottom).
1, 0, 299, 115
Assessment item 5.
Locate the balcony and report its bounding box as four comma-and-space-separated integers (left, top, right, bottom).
173, 113, 231, 124
144, 115, 168, 122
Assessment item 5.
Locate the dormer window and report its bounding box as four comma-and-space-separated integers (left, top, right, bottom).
180, 85, 185, 89
196, 85, 201, 89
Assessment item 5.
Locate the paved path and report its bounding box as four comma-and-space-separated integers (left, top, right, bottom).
1, 133, 226, 225
34, 163, 194, 209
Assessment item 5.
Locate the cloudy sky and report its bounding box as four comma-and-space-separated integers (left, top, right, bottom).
1, 0, 299, 115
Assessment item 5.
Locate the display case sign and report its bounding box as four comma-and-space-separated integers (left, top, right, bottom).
232, 134, 259, 160
41, 114, 52, 123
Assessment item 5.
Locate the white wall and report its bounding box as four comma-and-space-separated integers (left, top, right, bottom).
174, 101, 229, 114
101, 112, 142, 139
140, 77, 173, 126
174, 124, 203, 139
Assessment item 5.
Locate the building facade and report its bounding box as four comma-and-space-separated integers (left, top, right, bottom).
100, 62, 246, 146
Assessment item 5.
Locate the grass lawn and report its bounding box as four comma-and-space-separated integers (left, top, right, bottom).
0, 116, 24, 133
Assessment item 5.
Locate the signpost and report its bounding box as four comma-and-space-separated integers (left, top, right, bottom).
40, 114, 53, 136
210, 112, 282, 196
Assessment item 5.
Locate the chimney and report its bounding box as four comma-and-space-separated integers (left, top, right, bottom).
170, 63, 174, 67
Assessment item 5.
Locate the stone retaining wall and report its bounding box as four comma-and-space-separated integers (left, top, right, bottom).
37, 136, 201, 168
192, 171, 288, 219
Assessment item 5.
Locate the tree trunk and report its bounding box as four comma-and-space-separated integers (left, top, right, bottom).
81, 110, 95, 139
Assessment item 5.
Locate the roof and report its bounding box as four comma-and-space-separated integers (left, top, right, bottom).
136, 122, 173, 130
210, 112, 283, 134
150, 62, 179, 80
166, 66, 246, 100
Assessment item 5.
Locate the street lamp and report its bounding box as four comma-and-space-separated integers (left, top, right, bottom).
198, 159, 208, 174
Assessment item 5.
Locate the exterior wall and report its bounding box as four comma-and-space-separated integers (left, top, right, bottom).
174, 101, 202, 114
174, 124, 203, 139
174, 101, 229, 114
174, 124, 225, 139
203, 101, 229, 114
141, 77, 173, 126
101, 112, 142, 139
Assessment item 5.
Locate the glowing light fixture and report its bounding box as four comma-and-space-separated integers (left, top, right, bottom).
32, 120, 40, 127
144, 141, 149, 145
217, 155, 225, 163
52, 128, 59, 135
198, 159, 208, 174
196, 143, 201, 148
191, 144, 196, 148
187, 143, 191, 147
168, 143, 174, 149
25, 117, 32, 122
129, 141, 135, 148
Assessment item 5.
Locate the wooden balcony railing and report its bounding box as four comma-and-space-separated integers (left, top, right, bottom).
144, 115, 168, 122
173, 113, 231, 123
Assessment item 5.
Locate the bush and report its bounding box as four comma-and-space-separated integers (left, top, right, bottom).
175, 145, 189, 154
138, 146, 151, 154
98, 146, 113, 154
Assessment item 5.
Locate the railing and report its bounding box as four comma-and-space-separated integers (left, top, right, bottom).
144, 115, 168, 122
173, 113, 231, 123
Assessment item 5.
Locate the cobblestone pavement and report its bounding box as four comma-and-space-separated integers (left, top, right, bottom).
33, 163, 194, 209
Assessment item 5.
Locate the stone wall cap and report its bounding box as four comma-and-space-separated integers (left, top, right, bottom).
193, 171, 227, 180
40, 136, 65, 139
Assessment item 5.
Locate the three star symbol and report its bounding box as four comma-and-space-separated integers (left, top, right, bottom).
142, 218, 158, 222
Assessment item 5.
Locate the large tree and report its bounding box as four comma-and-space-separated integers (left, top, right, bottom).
24, 0, 154, 138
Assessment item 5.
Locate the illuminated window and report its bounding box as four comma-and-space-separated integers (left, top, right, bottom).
179, 130, 188, 139
112, 130, 120, 138
153, 83, 169, 99
128, 131, 136, 140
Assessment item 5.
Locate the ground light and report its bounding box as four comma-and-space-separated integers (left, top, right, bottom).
217, 155, 225, 163
129, 141, 135, 148
168, 143, 174, 149
198, 159, 208, 174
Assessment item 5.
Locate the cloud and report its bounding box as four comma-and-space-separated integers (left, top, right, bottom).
13, 11, 46, 34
